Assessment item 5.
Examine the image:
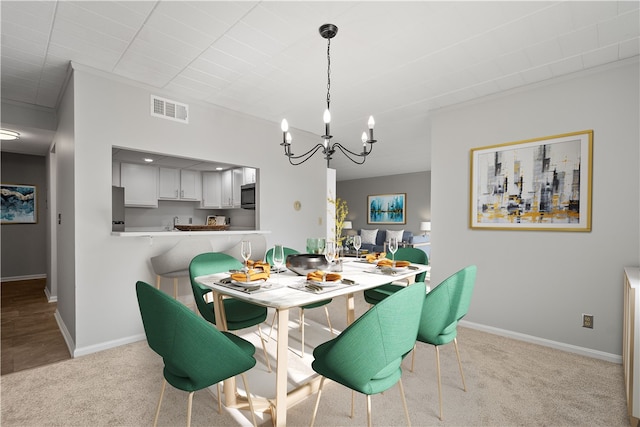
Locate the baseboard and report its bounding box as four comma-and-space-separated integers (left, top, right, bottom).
73, 334, 147, 358
44, 287, 57, 302
54, 309, 75, 357
1, 274, 47, 282
460, 320, 622, 364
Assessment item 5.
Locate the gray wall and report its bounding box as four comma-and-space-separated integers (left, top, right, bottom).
337, 171, 431, 236
431, 58, 639, 359
1, 152, 47, 280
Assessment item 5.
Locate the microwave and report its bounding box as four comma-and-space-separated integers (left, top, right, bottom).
240, 183, 256, 209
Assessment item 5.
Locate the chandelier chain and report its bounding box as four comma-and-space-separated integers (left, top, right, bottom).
326, 37, 331, 109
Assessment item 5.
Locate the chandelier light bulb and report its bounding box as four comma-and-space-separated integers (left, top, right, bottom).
323, 109, 331, 124
286, 132, 292, 144
368, 116, 375, 129
281, 119, 289, 132
361, 132, 367, 144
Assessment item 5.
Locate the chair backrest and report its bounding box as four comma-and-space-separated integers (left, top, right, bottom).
264, 246, 299, 264
417, 265, 476, 345
189, 253, 244, 324
386, 247, 429, 282
135, 281, 255, 390
320, 282, 426, 390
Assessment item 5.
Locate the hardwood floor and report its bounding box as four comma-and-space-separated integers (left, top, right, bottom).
1, 278, 71, 375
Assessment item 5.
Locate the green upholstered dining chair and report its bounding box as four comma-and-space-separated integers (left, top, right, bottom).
363, 247, 429, 306
189, 252, 272, 372
414, 264, 477, 421
265, 246, 334, 357
135, 281, 258, 427
309, 282, 427, 427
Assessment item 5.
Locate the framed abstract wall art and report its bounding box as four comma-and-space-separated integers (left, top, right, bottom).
470, 130, 593, 231
367, 193, 406, 224
1, 184, 37, 224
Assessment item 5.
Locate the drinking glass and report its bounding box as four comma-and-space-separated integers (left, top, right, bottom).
324, 240, 337, 271
388, 237, 398, 266
272, 244, 285, 283
241, 240, 251, 271
353, 235, 362, 259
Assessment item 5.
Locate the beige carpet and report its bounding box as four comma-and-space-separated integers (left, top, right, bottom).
1, 295, 631, 427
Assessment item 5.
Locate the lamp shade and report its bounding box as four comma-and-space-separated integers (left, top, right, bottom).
343, 221, 352, 230
420, 221, 431, 232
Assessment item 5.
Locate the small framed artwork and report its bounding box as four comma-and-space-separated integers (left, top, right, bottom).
470, 130, 593, 231
367, 193, 406, 224
1, 184, 37, 224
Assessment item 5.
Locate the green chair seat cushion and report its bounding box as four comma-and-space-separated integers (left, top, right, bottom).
302, 299, 332, 310
363, 284, 403, 305
222, 331, 256, 356
222, 299, 267, 330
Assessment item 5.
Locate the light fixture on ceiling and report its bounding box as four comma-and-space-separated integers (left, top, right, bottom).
0, 129, 20, 140
280, 24, 377, 168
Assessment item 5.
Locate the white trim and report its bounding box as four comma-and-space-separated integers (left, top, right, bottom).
44, 287, 57, 303
460, 320, 622, 364
73, 334, 147, 358
1, 274, 46, 282
54, 309, 75, 357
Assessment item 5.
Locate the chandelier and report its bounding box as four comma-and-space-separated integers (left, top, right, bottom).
280, 24, 377, 168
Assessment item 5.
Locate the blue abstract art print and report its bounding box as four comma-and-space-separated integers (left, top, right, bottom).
367, 193, 406, 224
1, 184, 37, 224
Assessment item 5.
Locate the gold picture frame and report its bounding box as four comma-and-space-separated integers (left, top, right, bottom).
470, 130, 593, 231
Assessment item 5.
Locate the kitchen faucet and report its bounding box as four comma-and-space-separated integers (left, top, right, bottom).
173, 216, 179, 228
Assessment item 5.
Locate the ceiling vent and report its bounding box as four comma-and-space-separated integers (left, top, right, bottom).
151, 95, 188, 124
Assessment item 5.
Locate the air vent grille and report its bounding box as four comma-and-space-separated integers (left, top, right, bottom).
150, 95, 188, 123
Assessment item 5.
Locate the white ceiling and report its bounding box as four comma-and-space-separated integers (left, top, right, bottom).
1, 1, 638, 180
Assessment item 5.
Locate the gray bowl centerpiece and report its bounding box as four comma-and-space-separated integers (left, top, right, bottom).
286, 254, 329, 276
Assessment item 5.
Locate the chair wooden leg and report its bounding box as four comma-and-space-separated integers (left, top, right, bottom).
153, 379, 167, 427
398, 378, 411, 426
435, 346, 443, 421
267, 310, 277, 341
410, 343, 417, 372
310, 376, 326, 427
351, 390, 355, 418
155, 275, 161, 290
173, 278, 178, 299
240, 373, 258, 427
256, 325, 272, 372
217, 383, 222, 414
187, 391, 194, 427
453, 338, 467, 391
366, 394, 372, 427
324, 306, 334, 336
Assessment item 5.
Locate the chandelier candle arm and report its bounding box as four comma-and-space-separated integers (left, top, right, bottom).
279, 23, 379, 168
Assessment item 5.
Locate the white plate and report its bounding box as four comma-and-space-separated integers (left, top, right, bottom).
307, 279, 341, 288
231, 279, 266, 287
378, 266, 409, 273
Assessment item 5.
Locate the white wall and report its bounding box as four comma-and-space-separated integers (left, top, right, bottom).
431, 58, 640, 358
59, 64, 330, 355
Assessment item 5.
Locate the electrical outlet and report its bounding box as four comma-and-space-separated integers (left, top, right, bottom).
582, 314, 594, 329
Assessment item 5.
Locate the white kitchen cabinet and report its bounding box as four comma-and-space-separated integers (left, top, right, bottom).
201, 172, 222, 208
158, 168, 201, 201
243, 167, 256, 184
120, 162, 158, 207
180, 169, 201, 200
221, 168, 243, 208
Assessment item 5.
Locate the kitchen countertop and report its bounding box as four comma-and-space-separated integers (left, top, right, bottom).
112, 229, 270, 237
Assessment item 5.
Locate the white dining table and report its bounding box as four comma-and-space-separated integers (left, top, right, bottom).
195, 258, 429, 427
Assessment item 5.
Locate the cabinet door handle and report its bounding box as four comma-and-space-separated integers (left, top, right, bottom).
175, 190, 179, 197
181, 190, 184, 198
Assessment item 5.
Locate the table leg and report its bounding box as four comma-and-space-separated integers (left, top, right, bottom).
212, 291, 237, 407
275, 307, 290, 427
345, 292, 356, 325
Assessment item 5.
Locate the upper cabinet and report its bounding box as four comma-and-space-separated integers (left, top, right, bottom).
221, 168, 244, 208
120, 163, 158, 207
243, 167, 256, 185
158, 168, 201, 201
201, 172, 222, 208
